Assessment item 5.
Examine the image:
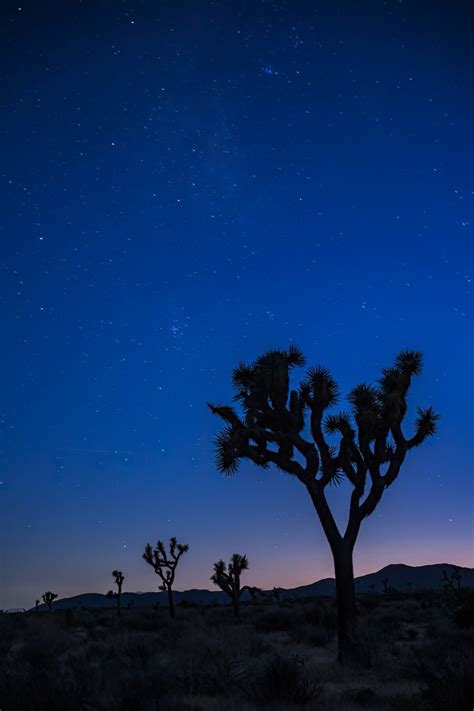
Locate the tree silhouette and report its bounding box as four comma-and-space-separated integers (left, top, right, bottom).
42, 591, 58, 612
210, 553, 260, 618
143, 537, 189, 618
442, 565, 462, 597
272, 587, 282, 606
209, 347, 438, 662
35, 599, 40, 613
106, 570, 125, 616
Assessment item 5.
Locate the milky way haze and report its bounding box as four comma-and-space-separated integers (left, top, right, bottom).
0, 1, 472, 609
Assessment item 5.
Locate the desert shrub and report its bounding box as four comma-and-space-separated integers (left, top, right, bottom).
0, 614, 182, 711
341, 686, 376, 705
177, 599, 198, 608
245, 653, 324, 706
255, 606, 295, 633
12, 624, 72, 668
403, 625, 418, 640
176, 623, 268, 696
454, 590, 474, 629
413, 636, 474, 710
289, 604, 336, 647
295, 623, 333, 648
371, 599, 417, 624
127, 609, 165, 632
344, 616, 401, 670
359, 592, 382, 612
0, 661, 84, 711
302, 603, 336, 628
0, 620, 15, 657
118, 631, 158, 661
63, 608, 75, 629
95, 613, 116, 628
182, 650, 249, 696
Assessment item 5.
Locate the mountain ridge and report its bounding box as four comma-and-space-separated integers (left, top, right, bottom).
31, 562, 474, 611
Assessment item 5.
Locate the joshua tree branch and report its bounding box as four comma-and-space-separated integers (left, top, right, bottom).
358, 477, 386, 520
310, 409, 333, 473
307, 480, 342, 548
244, 442, 306, 479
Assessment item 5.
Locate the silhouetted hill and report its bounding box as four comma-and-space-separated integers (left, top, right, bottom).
34, 589, 227, 611
278, 563, 474, 598
32, 563, 473, 610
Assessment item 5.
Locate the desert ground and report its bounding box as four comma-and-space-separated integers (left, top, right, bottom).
1, 588, 473, 711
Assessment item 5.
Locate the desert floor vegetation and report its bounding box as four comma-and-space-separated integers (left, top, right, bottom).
1, 591, 473, 711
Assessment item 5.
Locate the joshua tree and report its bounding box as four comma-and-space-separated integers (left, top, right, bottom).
209, 347, 438, 662
382, 577, 389, 595
272, 587, 282, 606
442, 566, 462, 596
143, 537, 189, 618
35, 599, 40, 613
42, 591, 58, 612
210, 553, 260, 618
107, 570, 125, 616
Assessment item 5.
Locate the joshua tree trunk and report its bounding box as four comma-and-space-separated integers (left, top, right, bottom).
232, 594, 240, 619
167, 586, 175, 619
333, 542, 357, 664
307, 484, 358, 663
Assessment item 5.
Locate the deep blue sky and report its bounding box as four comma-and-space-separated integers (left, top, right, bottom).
1, 1, 472, 609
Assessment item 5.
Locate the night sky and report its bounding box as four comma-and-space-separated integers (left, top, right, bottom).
1, 1, 472, 610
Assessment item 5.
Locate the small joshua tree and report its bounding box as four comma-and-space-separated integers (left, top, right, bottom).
35, 599, 40, 613
209, 347, 438, 662
272, 587, 281, 606
42, 591, 58, 612
442, 566, 462, 597
107, 570, 125, 616
211, 553, 260, 618
143, 537, 189, 618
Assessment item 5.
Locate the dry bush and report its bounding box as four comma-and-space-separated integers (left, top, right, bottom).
245, 653, 324, 707
454, 590, 474, 629
411, 631, 474, 710
255, 606, 295, 633
254, 601, 336, 648
175, 623, 268, 697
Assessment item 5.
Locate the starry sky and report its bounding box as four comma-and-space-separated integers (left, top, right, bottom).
1, 1, 472, 610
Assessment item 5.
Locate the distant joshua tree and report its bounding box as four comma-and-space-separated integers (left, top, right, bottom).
442, 565, 462, 596
107, 570, 125, 616
143, 537, 189, 618
209, 347, 438, 663
42, 591, 58, 612
35, 599, 40, 613
210, 553, 260, 618
382, 577, 389, 595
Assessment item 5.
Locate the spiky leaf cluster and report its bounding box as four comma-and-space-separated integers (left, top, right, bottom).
143, 537, 189, 591
42, 591, 58, 609
211, 553, 252, 601
112, 570, 124, 587
209, 347, 439, 540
